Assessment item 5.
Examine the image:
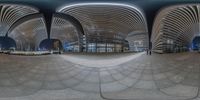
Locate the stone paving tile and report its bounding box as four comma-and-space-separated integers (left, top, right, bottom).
0, 52, 200, 100
99, 52, 200, 100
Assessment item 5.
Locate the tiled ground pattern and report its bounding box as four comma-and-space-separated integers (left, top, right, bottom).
0, 52, 199, 100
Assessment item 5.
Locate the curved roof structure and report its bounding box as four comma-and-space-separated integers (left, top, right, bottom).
0, 4, 39, 36
151, 4, 200, 52
57, 3, 148, 42
51, 16, 79, 46
8, 17, 47, 51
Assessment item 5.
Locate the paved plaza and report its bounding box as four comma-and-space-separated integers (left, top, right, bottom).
0, 52, 200, 100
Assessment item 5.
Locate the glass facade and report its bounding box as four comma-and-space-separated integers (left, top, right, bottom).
85, 42, 126, 53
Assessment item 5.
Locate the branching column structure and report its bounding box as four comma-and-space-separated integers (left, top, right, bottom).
0, 4, 49, 51
57, 3, 148, 52
8, 18, 47, 51
152, 4, 200, 53
51, 16, 80, 52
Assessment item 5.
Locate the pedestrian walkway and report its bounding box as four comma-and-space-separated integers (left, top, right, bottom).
61, 52, 145, 67
0, 52, 200, 100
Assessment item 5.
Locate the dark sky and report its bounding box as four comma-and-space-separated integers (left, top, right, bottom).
0, 37, 16, 49
0, 0, 200, 36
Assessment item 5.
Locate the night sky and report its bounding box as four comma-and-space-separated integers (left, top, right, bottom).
192, 36, 200, 50
0, 37, 16, 49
